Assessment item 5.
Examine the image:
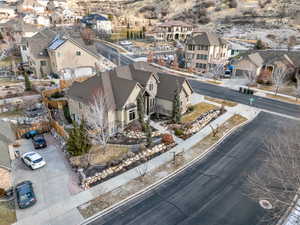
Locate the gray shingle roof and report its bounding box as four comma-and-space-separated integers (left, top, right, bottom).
186, 32, 226, 46
67, 62, 193, 109
156, 72, 188, 101
242, 50, 300, 67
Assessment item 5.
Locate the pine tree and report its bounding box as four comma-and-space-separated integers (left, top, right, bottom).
137, 94, 146, 131
24, 72, 32, 91
67, 119, 90, 156
145, 120, 152, 147
127, 30, 130, 40
172, 88, 181, 123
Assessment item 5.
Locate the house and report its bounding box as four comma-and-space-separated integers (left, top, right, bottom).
80, 14, 112, 35
20, 28, 115, 78
0, 120, 16, 191
0, 4, 16, 19
233, 50, 300, 82
67, 62, 194, 133
154, 20, 193, 41
185, 31, 229, 73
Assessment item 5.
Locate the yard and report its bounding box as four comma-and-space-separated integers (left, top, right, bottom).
70, 145, 130, 168
0, 109, 24, 118
266, 94, 300, 105
204, 96, 238, 107
181, 102, 218, 124
78, 114, 248, 219
257, 83, 297, 97
0, 200, 16, 225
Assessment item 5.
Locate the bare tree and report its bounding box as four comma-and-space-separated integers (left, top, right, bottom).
247, 126, 300, 224
84, 89, 113, 156
243, 70, 257, 87
288, 36, 297, 51
207, 59, 226, 80
272, 67, 287, 96
136, 162, 149, 182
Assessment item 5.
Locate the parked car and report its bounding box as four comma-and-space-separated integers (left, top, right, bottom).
32, 135, 47, 149
15, 181, 36, 209
25, 108, 44, 118
21, 152, 46, 170
23, 130, 38, 139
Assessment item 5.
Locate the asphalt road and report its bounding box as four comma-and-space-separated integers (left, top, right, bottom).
86, 112, 296, 225
96, 42, 135, 66
189, 80, 300, 118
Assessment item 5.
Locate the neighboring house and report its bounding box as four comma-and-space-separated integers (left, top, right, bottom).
234, 50, 300, 82
185, 31, 229, 73
20, 28, 115, 78
155, 20, 193, 41
0, 120, 16, 191
67, 62, 194, 133
0, 4, 16, 18
22, 0, 46, 13
80, 14, 112, 35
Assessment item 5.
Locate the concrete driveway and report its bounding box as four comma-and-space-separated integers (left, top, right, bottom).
12, 134, 82, 221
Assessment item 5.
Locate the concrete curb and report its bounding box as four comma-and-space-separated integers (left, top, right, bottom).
80, 113, 258, 225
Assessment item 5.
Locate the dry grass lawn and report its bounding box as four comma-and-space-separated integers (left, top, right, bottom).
78, 113, 248, 219
89, 145, 129, 165
70, 145, 130, 167
257, 84, 297, 97
0, 200, 16, 225
204, 96, 238, 107
192, 114, 248, 150
0, 109, 24, 118
266, 94, 300, 105
181, 102, 218, 123
204, 80, 223, 85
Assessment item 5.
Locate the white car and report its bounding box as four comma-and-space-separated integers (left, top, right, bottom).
21, 152, 46, 170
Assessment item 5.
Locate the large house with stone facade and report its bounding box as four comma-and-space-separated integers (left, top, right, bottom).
20, 27, 115, 78
67, 62, 194, 133
185, 31, 229, 73
154, 20, 193, 42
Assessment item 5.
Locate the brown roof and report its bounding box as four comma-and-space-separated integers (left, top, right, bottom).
67, 62, 194, 109
158, 20, 193, 28
186, 31, 227, 46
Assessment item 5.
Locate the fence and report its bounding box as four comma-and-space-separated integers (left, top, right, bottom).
16, 121, 51, 139
50, 120, 68, 139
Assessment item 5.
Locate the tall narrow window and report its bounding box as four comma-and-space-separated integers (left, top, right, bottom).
129, 109, 136, 121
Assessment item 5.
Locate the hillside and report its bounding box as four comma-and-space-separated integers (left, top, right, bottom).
123, 0, 299, 28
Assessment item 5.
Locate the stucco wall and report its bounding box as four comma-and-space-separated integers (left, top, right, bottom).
49, 40, 99, 74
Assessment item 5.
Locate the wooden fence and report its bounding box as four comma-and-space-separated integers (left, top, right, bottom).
50, 120, 68, 138
16, 122, 51, 139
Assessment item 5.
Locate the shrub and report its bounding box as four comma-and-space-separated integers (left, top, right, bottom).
0, 188, 5, 197
174, 128, 184, 136
229, 0, 238, 8
187, 105, 195, 112
162, 134, 174, 145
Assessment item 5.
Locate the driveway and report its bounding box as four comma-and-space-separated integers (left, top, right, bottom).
12, 134, 82, 221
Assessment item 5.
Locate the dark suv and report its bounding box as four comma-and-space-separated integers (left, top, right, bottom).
32, 135, 47, 149
15, 181, 36, 209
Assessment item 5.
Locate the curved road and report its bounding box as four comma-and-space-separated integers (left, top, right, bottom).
86, 112, 297, 225
189, 80, 300, 118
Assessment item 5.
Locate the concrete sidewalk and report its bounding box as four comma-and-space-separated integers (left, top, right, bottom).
14, 105, 259, 225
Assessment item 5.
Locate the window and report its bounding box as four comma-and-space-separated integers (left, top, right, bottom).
57, 52, 61, 57
196, 54, 208, 60
129, 109, 135, 121
40, 61, 46, 66
196, 63, 207, 69
76, 51, 81, 56
22, 45, 26, 50
79, 102, 82, 109
149, 83, 153, 91
188, 45, 195, 51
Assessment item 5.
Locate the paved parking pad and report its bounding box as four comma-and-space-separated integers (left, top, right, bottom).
12, 134, 81, 221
